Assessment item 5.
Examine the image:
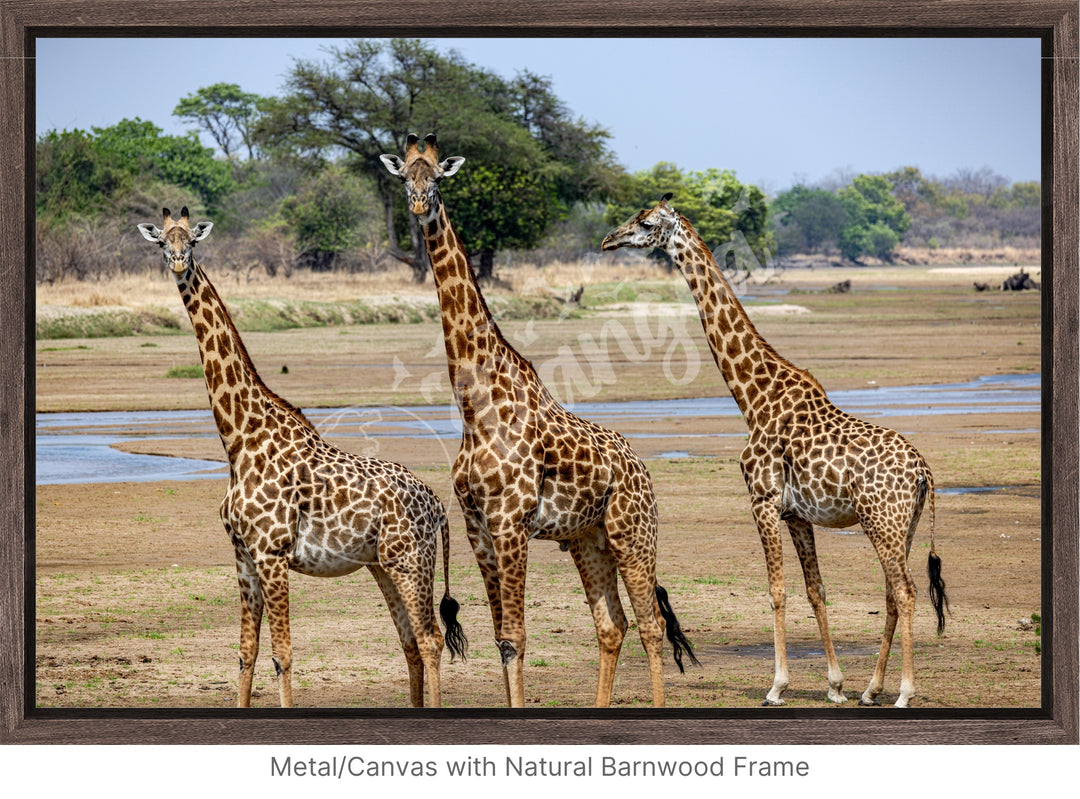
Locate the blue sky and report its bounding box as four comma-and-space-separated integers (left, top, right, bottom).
35, 37, 1041, 192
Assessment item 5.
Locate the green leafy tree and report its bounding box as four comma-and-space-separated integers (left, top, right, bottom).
280, 165, 381, 271
173, 82, 265, 160
770, 185, 847, 255
606, 162, 773, 267
92, 118, 236, 215
441, 160, 559, 279
257, 38, 620, 281
36, 129, 132, 223
837, 173, 911, 261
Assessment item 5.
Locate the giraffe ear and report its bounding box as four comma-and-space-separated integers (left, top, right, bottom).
137, 223, 163, 242
438, 156, 464, 178
380, 153, 405, 177
192, 220, 214, 241
660, 192, 674, 205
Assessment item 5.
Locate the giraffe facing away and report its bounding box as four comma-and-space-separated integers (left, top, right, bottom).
381, 135, 698, 708
137, 207, 466, 708
602, 195, 948, 708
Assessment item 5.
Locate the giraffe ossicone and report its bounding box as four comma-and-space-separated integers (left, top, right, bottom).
138, 206, 466, 708
382, 134, 698, 708
602, 195, 948, 708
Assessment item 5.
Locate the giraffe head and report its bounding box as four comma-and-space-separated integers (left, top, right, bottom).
600, 193, 680, 253
380, 133, 465, 223
137, 207, 214, 277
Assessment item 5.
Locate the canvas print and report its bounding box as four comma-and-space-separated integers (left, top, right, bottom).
33, 37, 1041, 709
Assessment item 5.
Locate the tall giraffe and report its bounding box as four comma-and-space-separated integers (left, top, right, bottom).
602, 195, 948, 708
381, 135, 697, 708
137, 207, 466, 708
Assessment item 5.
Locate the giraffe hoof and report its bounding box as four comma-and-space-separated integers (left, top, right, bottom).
827, 691, 848, 704
858, 696, 879, 706
761, 697, 786, 707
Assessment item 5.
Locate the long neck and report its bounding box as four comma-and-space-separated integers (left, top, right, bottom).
420, 204, 516, 420
177, 261, 314, 457
668, 217, 800, 425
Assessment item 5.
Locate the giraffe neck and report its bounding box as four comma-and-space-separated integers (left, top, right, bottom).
668, 217, 798, 426
419, 204, 518, 421
176, 261, 313, 458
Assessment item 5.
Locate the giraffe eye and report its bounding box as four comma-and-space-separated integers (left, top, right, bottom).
641, 221, 654, 230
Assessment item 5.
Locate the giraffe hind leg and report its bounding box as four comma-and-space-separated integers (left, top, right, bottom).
568, 534, 627, 708
786, 517, 846, 703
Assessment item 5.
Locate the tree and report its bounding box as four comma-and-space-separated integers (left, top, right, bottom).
173, 83, 265, 160
91, 118, 236, 215
836, 173, 911, 262
257, 38, 621, 281
770, 185, 847, 255
605, 162, 773, 268
280, 164, 382, 271
441, 160, 559, 279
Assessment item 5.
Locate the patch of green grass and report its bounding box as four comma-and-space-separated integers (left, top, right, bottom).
164, 364, 204, 379
37, 307, 182, 339
40, 344, 92, 352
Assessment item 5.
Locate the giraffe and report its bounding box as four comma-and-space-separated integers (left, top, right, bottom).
380, 134, 698, 708
137, 207, 466, 708
602, 194, 948, 708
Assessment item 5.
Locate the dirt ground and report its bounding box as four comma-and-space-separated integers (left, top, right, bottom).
34, 264, 1042, 709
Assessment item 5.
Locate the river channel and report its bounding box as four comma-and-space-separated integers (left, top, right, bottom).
36, 373, 1040, 485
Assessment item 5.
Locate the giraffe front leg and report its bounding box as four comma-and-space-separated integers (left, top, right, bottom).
255, 554, 294, 708
787, 518, 846, 703
234, 547, 263, 708
752, 498, 789, 706
458, 500, 509, 705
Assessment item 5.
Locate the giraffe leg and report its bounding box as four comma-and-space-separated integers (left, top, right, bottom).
567, 533, 627, 708
860, 586, 897, 705
368, 566, 425, 707
254, 555, 294, 708
379, 518, 445, 709
861, 521, 919, 707
458, 500, 509, 704
751, 498, 789, 706
234, 548, 263, 708
786, 518, 846, 703
489, 520, 529, 708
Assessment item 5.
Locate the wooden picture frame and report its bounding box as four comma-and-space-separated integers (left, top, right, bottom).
1, 0, 1075, 745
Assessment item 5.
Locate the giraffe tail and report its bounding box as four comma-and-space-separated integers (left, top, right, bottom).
922, 467, 950, 635
656, 584, 700, 672
438, 516, 468, 662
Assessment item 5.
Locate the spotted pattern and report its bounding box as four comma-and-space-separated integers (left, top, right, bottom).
382, 135, 695, 708
602, 196, 946, 708
137, 208, 465, 708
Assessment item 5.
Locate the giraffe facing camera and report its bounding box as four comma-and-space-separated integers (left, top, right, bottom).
137, 207, 467, 708
382, 134, 698, 709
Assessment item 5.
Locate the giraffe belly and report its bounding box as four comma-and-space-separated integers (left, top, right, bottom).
288, 519, 380, 578
780, 480, 859, 529
530, 481, 606, 540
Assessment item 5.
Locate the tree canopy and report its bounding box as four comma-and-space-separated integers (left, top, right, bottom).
605, 162, 774, 268
255, 38, 623, 281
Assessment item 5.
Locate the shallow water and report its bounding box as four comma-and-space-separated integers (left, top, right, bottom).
36, 373, 1039, 485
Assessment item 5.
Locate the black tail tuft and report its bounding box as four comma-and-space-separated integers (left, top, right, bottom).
927, 552, 950, 635
440, 594, 468, 662
656, 584, 700, 672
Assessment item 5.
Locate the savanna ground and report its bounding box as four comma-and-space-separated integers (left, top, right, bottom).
34, 252, 1043, 709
